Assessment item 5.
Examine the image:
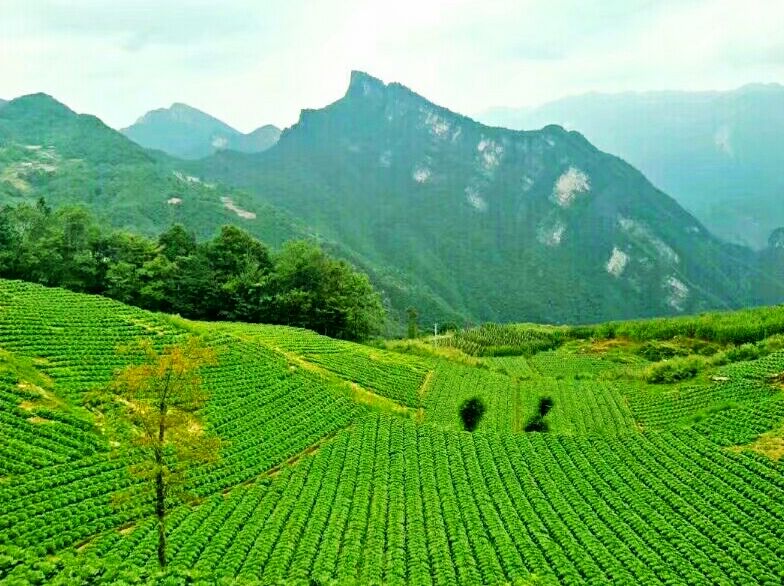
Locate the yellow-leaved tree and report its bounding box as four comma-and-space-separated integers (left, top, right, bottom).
109, 336, 219, 568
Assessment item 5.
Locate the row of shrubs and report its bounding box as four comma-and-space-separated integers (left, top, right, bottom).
434, 305, 784, 369
642, 335, 784, 384
574, 305, 784, 345
444, 323, 569, 357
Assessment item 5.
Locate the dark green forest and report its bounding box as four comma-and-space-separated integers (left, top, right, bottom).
0, 199, 385, 340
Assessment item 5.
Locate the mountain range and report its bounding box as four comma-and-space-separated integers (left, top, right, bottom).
122, 102, 281, 160
191, 71, 784, 324
479, 84, 784, 249
0, 93, 301, 245
1, 73, 783, 327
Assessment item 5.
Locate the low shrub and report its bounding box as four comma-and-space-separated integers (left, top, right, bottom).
725, 343, 760, 363
525, 397, 555, 432
637, 341, 687, 362
644, 355, 706, 384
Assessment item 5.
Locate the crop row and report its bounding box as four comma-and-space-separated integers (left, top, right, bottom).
528, 349, 643, 379
621, 377, 779, 431
718, 349, 784, 380
423, 362, 636, 435
443, 323, 570, 357
0, 332, 366, 555
214, 322, 430, 407
0, 281, 182, 400
690, 393, 784, 446
60, 416, 784, 585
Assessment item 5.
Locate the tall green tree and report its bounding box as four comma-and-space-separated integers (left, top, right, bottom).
207, 224, 272, 280
0, 201, 387, 340
406, 307, 419, 339
158, 224, 197, 262
51, 206, 100, 291
101, 232, 159, 306
109, 337, 219, 568
265, 240, 384, 339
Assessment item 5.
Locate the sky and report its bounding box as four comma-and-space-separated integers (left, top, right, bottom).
1, 0, 783, 132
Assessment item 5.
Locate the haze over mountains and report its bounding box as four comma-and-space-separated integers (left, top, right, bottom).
1, 72, 783, 327
122, 103, 281, 160
480, 84, 784, 249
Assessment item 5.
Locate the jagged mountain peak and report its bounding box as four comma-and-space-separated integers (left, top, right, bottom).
346, 70, 388, 98
294, 70, 491, 145
342, 71, 457, 116
287, 71, 584, 166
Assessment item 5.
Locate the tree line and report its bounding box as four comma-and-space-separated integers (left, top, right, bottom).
0, 198, 385, 340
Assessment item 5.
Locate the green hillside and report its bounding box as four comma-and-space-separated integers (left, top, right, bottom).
1, 279, 783, 584
0, 93, 302, 247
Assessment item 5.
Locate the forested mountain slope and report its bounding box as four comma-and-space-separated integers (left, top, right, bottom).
2, 80, 783, 327
195, 71, 784, 324
480, 84, 784, 249
0, 93, 300, 246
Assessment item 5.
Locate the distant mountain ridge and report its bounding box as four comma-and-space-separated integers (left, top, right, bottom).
122, 102, 281, 160
0, 93, 153, 165
193, 71, 784, 324
0, 93, 302, 245
479, 84, 784, 249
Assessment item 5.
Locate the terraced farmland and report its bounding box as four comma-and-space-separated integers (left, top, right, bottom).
1, 279, 783, 585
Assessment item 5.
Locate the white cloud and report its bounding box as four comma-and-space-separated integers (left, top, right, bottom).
0, 0, 782, 131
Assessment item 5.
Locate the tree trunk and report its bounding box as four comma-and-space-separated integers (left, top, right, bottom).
156, 402, 166, 568
156, 460, 166, 568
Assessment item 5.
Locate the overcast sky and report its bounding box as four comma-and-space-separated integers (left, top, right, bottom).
2, 0, 783, 132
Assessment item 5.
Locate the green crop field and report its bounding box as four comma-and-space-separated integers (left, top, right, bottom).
1, 279, 783, 585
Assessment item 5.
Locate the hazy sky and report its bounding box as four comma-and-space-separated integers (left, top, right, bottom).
2, 0, 783, 132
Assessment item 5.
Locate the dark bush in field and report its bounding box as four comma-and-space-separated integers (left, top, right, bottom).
459, 397, 486, 432
525, 397, 555, 432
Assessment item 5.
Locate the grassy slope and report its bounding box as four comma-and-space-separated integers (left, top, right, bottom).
1, 279, 783, 584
